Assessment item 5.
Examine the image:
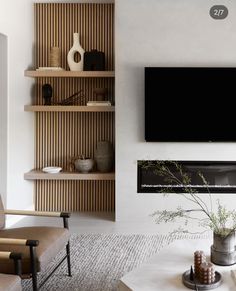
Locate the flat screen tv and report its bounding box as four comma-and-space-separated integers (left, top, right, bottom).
145, 67, 236, 142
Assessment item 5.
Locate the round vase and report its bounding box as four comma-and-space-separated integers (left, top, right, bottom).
74, 158, 94, 173
67, 33, 85, 71
211, 230, 236, 266
95, 141, 114, 172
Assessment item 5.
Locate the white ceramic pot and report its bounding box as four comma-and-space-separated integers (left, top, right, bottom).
74, 158, 94, 173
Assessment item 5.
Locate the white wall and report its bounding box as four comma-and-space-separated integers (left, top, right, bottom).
115, 0, 236, 230
0, 0, 34, 211
0, 33, 8, 207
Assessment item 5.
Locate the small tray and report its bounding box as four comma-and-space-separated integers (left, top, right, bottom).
182, 270, 222, 290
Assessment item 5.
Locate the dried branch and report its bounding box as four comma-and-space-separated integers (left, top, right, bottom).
140, 160, 236, 237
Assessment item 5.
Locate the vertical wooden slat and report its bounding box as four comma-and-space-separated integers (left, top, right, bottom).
34, 3, 115, 212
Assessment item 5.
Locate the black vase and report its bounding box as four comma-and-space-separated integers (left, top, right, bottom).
42, 84, 53, 105
84, 50, 105, 71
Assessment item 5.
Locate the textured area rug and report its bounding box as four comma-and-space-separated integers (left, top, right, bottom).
22, 233, 207, 291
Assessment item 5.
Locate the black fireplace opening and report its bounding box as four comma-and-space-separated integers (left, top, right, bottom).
137, 161, 236, 193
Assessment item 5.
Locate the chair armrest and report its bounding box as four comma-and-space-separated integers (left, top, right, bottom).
0, 239, 39, 277
0, 238, 39, 247
0, 251, 23, 275
0, 251, 22, 260
5, 209, 70, 218
0, 251, 12, 259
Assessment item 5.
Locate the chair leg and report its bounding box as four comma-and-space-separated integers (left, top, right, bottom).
66, 242, 72, 277
30, 246, 38, 291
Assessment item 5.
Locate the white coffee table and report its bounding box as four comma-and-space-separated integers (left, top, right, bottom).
118, 238, 236, 291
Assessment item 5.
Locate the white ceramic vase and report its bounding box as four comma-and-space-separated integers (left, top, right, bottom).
67, 33, 85, 71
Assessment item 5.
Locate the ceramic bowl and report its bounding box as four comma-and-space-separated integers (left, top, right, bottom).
74, 158, 94, 173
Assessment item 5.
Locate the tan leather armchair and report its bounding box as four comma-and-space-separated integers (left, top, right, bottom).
0, 250, 22, 291
0, 195, 71, 291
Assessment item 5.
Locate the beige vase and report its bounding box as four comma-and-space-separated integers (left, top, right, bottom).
67, 33, 85, 71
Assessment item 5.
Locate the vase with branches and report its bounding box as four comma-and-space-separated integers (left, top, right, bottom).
139, 160, 236, 265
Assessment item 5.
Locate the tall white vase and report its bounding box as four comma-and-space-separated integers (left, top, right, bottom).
67, 33, 85, 71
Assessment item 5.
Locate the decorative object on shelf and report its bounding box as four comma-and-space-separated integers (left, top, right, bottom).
67, 32, 85, 71
42, 166, 62, 174
93, 88, 108, 101
139, 160, 236, 266
95, 141, 114, 172
73, 155, 94, 173
36, 67, 64, 71
84, 49, 105, 71
194, 250, 206, 279
58, 90, 85, 105
42, 84, 53, 105
211, 230, 236, 266
87, 100, 111, 106
50, 46, 61, 67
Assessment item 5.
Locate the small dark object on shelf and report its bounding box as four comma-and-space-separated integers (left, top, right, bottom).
57, 90, 85, 105
93, 88, 108, 101
42, 84, 53, 105
84, 49, 105, 71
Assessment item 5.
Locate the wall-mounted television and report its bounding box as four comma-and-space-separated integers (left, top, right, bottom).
145, 67, 236, 142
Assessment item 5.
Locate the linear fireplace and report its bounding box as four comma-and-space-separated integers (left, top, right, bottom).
138, 161, 236, 193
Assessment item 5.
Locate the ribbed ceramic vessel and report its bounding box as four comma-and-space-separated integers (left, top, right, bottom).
211, 230, 236, 266
95, 141, 114, 172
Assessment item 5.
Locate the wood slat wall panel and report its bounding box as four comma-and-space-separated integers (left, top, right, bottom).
35, 180, 115, 212
34, 3, 115, 212
35, 112, 115, 170
35, 3, 114, 70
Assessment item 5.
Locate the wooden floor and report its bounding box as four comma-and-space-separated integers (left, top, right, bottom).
10, 212, 160, 234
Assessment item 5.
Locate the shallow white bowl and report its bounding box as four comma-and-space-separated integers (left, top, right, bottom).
42, 166, 62, 174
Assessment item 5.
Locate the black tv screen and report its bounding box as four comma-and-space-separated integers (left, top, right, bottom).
145, 67, 236, 142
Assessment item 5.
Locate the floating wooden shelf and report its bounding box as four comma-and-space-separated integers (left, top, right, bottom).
24, 105, 115, 112
24, 70, 115, 78
24, 170, 115, 181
